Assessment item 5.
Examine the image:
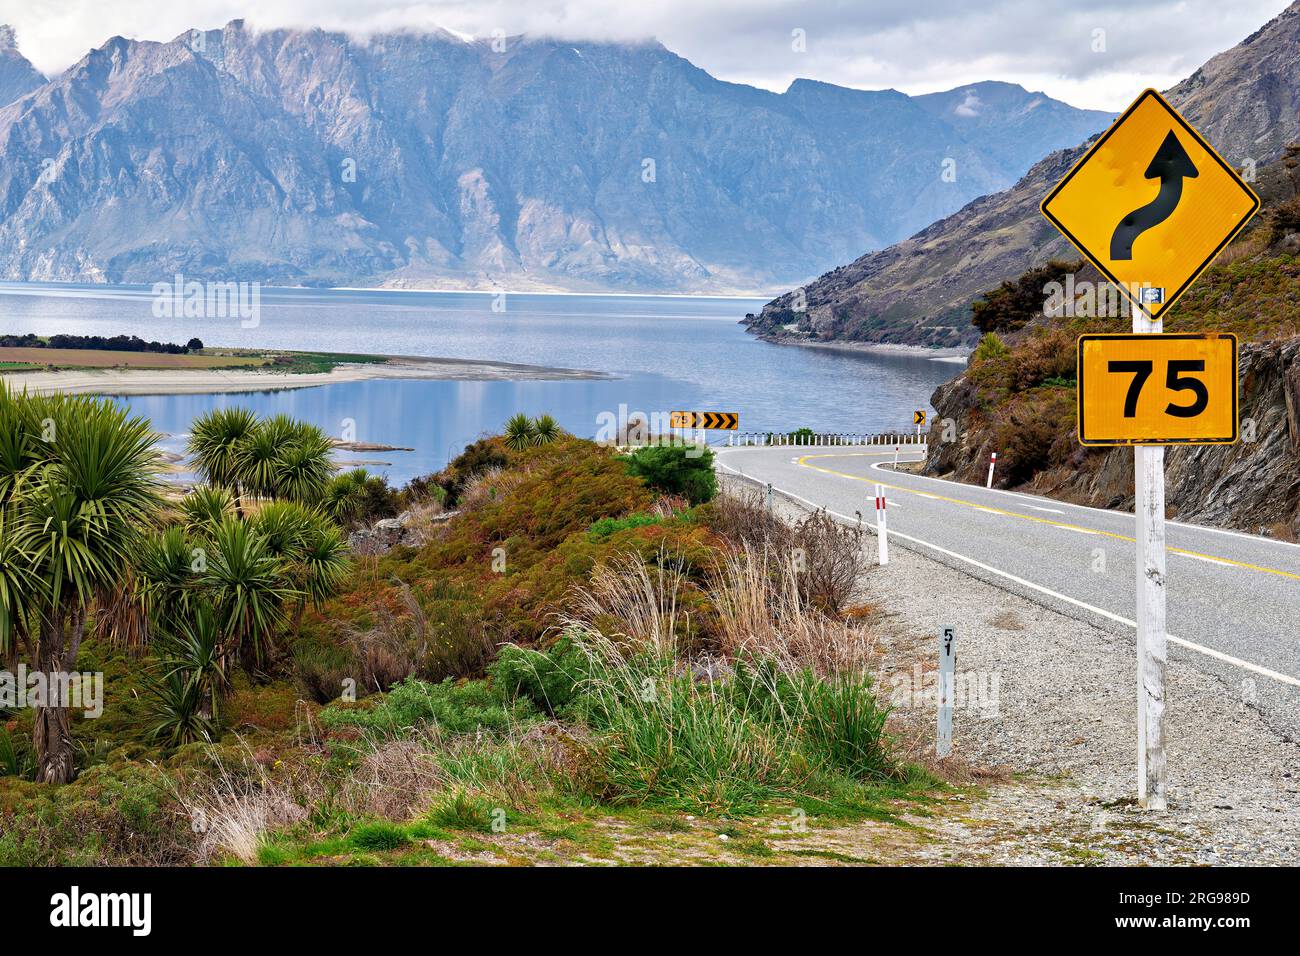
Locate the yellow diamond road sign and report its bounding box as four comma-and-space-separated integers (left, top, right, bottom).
1040, 88, 1259, 320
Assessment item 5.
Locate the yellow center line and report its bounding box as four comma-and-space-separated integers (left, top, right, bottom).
796, 453, 1300, 583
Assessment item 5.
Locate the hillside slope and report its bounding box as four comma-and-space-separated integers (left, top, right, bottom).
0, 21, 1110, 293
923, 148, 1300, 536
744, 1, 1300, 348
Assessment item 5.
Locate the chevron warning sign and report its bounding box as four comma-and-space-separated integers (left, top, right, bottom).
914, 410, 927, 426
670, 411, 739, 430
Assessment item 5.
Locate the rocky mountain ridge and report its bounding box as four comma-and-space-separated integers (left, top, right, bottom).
0, 21, 1111, 293
744, 1, 1300, 348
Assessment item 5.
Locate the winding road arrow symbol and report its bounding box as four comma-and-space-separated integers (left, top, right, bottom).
1109, 130, 1199, 261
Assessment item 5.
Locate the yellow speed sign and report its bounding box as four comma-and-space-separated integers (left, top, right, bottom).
1077, 333, 1237, 446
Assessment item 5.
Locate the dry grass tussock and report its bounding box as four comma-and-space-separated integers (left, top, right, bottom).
568, 549, 685, 657
566, 536, 875, 677
176, 745, 311, 864
711, 544, 875, 676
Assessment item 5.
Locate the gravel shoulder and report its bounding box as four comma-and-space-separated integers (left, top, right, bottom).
724, 474, 1300, 865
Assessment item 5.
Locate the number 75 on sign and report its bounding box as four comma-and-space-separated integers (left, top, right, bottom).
1077, 333, 1238, 446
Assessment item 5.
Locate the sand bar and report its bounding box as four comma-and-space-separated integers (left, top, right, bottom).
2, 355, 609, 396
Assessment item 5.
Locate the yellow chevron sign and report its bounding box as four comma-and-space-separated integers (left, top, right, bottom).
670, 411, 739, 430
914, 410, 927, 426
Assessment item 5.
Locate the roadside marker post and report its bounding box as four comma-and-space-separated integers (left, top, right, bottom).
937, 627, 955, 758
874, 484, 890, 566
986, 452, 997, 489
765, 482, 773, 514
893, 444, 900, 470
1040, 87, 1258, 810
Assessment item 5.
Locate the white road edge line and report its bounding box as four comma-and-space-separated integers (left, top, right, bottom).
716, 461, 1300, 691
853, 457, 1300, 551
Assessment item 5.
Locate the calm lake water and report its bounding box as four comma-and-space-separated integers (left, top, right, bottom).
0, 282, 962, 483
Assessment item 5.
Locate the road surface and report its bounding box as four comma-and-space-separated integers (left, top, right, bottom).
716, 443, 1300, 737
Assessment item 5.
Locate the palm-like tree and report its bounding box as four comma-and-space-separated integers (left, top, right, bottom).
188, 408, 257, 516
297, 517, 349, 612
532, 414, 561, 445
133, 526, 202, 633
323, 468, 368, 525
148, 601, 226, 740
179, 484, 235, 536
202, 517, 297, 671
0, 387, 163, 782
271, 428, 333, 504
504, 413, 537, 451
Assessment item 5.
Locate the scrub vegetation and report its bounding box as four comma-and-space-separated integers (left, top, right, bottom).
0, 392, 926, 865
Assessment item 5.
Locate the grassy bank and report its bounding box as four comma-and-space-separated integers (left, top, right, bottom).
0, 404, 933, 866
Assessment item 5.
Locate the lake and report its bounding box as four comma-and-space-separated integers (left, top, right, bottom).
0, 282, 962, 484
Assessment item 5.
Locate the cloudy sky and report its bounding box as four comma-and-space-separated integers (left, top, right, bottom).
2, 0, 1292, 110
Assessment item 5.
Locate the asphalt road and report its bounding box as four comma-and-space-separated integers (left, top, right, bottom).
716, 443, 1300, 738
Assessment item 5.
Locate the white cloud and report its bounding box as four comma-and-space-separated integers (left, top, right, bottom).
0, 0, 1291, 110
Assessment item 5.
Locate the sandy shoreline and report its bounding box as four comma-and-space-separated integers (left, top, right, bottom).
1, 355, 610, 397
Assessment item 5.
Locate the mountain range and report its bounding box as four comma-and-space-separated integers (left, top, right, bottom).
0, 21, 1112, 292
744, 0, 1300, 348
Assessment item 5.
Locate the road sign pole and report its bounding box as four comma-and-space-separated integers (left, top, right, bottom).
986, 452, 997, 489
1133, 312, 1168, 810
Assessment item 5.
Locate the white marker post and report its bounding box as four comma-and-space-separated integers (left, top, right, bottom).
874, 484, 889, 566
986, 451, 998, 489
1134, 311, 1168, 810
893, 444, 900, 470
937, 626, 955, 758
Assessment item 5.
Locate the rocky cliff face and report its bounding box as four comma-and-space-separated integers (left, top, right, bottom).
926, 339, 1300, 536
745, 1, 1300, 347
0, 21, 1110, 293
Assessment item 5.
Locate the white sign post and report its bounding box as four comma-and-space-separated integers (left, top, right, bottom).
874, 484, 889, 566
1133, 312, 1168, 810
986, 451, 998, 489
937, 626, 955, 758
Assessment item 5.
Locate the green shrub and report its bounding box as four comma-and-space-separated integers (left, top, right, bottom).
320, 677, 536, 737
0, 727, 34, 779
427, 790, 495, 833
350, 820, 411, 850
622, 445, 718, 505
489, 635, 590, 715
973, 331, 1010, 364
587, 513, 664, 539
794, 672, 892, 780
570, 640, 896, 813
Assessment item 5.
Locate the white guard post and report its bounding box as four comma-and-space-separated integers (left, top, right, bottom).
874, 484, 889, 566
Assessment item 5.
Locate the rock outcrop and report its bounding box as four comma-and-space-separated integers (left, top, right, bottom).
926, 339, 1300, 536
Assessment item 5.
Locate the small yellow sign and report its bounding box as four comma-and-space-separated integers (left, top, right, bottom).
1041, 89, 1258, 320
913, 410, 927, 426
1077, 333, 1237, 445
